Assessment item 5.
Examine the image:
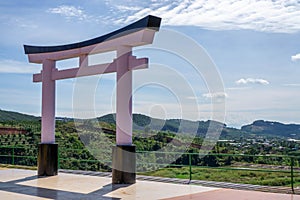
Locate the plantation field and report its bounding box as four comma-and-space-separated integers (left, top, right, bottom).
141, 166, 300, 187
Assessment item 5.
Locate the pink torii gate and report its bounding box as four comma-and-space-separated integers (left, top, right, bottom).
24, 15, 161, 184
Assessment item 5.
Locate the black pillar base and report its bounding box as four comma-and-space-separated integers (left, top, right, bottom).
112, 145, 136, 184
38, 143, 58, 176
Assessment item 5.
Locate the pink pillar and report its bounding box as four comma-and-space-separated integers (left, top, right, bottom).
41, 59, 56, 144
116, 46, 133, 145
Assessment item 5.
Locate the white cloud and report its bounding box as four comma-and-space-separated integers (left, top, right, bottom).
48, 5, 87, 20
226, 87, 251, 91
291, 53, 300, 61
0, 59, 40, 74
186, 96, 198, 100
202, 92, 228, 98
110, 0, 300, 33
235, 78, 269, 85
283, 83, 300, 87
115, 5, 143, 11
14, 18, 38, 29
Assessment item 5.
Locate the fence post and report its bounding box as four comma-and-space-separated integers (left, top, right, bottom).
291, 157, 295, 194
12, 146, 15, 165
98, 161, 101, 171
189, 153, 192, 182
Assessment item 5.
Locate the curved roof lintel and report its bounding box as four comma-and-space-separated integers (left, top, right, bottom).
24, 15, 161, 56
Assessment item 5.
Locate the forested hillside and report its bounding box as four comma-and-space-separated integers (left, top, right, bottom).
0, 109, 39, 121
0, 109, 299, 139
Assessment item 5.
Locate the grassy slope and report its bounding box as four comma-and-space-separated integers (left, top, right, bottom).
0, 109, 39, 121
141, 166, 298, 187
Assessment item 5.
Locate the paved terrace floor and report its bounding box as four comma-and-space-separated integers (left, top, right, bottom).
0, 168, 299, 200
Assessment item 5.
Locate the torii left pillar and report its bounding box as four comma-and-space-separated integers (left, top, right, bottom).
38, 59, 58, 176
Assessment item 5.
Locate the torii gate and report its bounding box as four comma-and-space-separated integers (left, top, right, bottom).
24, 15, 161, 184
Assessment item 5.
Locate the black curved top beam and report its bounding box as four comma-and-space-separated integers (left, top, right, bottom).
24, 15, 161, 54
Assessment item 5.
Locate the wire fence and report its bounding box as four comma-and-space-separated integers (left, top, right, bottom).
0, 145, 299, 193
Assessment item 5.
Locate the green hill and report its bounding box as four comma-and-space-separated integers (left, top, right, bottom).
241, 120, 300, 139
1, 108, 300, 139
98, 114, 300, 139
98, 113, 238, 139
0, 109, 39, 122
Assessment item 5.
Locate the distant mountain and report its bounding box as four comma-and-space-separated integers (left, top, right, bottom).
98, 113, 229, 137
0, 109, 39, 122
241, 120, 300, 138
97, 113, 116, 124
1, 108, 300, 139
99, 114, 300, 139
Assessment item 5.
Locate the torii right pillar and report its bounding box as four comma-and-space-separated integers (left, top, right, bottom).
112, 46, 136, 184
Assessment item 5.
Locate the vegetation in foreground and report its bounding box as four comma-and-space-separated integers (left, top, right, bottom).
141, 166, 300, 187
0, 110, 300, 187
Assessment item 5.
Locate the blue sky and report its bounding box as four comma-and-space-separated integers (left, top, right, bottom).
1, 0, 300, 127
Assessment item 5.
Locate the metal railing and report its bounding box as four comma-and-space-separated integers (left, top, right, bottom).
0, 145, 299, 193
0, 145, 37, 166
